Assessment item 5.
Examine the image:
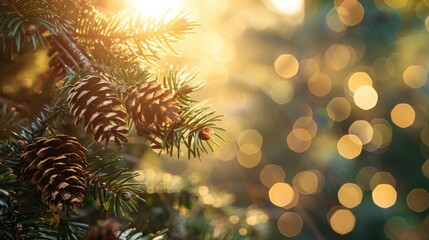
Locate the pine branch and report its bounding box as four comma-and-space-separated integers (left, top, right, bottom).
86, 144, 144, 217
0, 0, 76, 56
101, 61, 153, 87
169, 102, 225, 159
0, 104, 27, 140
160, 65, 204, 107
0, 167, 58, 240
74, 7, 196, 62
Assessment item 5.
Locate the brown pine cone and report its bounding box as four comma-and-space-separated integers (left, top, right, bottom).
21, 135, 87, 213
123, 82, 180, 147
67, 74, 128, 147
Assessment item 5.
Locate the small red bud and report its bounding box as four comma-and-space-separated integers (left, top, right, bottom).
178, 84, 193, 95
24, 24, 37, 36
122, 192, 132, 201
17, 140, 27, 148
198, 127, 213, 141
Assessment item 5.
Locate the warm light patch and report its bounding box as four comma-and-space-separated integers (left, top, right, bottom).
348, 72, 373, 93
406, 189, 429, 212
287, 128, 312, 153
337, 134, 362, 159
236, 150, 261, 169
260, 164, 286, 188
293, 170, 322, 195
327, 97, 352, 122
338, 183, 363, 208
391, 103, 415, 128
372, 184, 397, 208
336, 0, 365, 26
353, 85, 378, 110
131, 0, 184, 21
329, 209, 356, 235
349, 120, 373, 144
238, 129, 263, 154
308, 73, 332, 97
269, 183, 295, 207
301, 58, 320, 80
274, 54, 300, 78
293, 117, 318, 137
324, 44, 351, 70
384, 0, 408, 9
403, 65, 427, 89
271, 80, 294, 104
269, 0, 305, 15
370, 172, 396, 190
278, 212, 303, 237
326, 8, 347, 32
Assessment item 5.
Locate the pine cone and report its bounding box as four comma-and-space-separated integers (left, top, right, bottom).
124, 82, 180, 145
21, 135, 87, 213
68, 75, 128, 146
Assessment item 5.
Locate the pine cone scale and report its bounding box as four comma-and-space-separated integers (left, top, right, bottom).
21, 135, 87, 213
68, 75, 128, 146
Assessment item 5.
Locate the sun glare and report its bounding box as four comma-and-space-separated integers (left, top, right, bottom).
131, 0, 184, 21
268, 0, 305, 15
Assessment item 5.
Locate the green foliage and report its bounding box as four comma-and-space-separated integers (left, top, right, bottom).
0, 0, 233, 239
0, 0, 76, 56
74, 6, 196, 62
86, 144, 144, 216
0, 104, 25, 139
173, 102, 225, 159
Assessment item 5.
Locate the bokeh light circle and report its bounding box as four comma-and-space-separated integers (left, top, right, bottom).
353, 85, 378, 110
278, 212, 303, 237
372, 184, 397, 208
274, 54, 299, 78
337, 134, 362, 159
338, 183, 363, 208
329, 209, 356, 235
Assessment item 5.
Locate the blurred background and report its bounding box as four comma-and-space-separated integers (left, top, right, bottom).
1, 0, 429, 239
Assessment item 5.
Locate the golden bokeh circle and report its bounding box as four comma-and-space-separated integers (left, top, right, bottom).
372, 184, 397, 208
336, 0, 365, 26
274, 54, 299, 78
338, 183, 363, 208
406, 188, 429, 212
308, 73, 332, 97
348, 72, 373, 93
337, 134, 362, 159
287, 128, 312, 153
278, 212, 303, 237
353, 85, 378, 110
329, 209, 356, 235
390, 103, 415, 128
327, 97, 352, 122
260, 164, 286, 188
403, 65, 427, 89
269, 183, 295, 207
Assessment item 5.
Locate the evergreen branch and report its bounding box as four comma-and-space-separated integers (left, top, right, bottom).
159, 65, 204, 107
171, 102, 225, 159
0, 167, 58, 240
47, 31, 95, 73
74, 7, 196, 62
53, 216, 88, 240
101, 61, 153, 87
86, 145, 144, 217
0, 0, 75, 56
119, 223, 168, 240
0, 104, 27, 140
